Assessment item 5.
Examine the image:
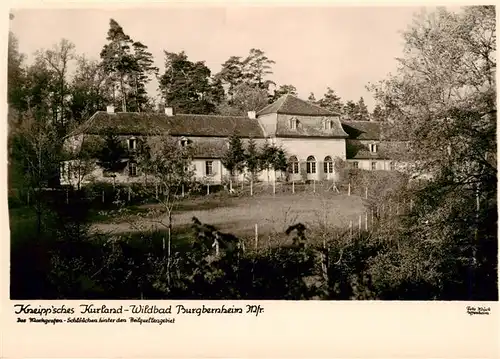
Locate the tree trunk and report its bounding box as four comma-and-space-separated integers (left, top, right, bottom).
166, 210, 173, 287
120, 74, 126, 112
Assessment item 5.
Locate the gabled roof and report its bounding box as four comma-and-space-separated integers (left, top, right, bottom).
257, 94, 339, 116
71, 112, 266, 138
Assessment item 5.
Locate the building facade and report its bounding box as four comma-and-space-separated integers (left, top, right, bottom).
61, 95, 403, 187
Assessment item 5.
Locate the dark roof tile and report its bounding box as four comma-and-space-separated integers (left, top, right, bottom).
341, 120, 382, 140
276, 116, 348, 138
72, 112, 266, 138
257, 94, 339, 116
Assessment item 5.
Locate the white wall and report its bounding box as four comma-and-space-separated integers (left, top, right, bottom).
275, 137, 346, 181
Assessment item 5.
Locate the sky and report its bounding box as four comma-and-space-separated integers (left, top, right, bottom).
9, 5, 453, 111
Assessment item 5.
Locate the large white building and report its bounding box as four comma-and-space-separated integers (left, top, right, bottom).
61, 95, 405, 187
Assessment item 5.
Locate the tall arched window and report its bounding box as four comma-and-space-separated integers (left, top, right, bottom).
324, 156, 333, 173
306, 156, 316, 174
289, 156, 299, 174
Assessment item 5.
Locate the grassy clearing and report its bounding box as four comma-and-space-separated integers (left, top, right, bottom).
92, 192, 368, 240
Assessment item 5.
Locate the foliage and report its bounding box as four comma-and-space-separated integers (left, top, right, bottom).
34, 38, 76, 136
353, 97, 370, 121
221, 135, 246, 177
214, 56, 245, 98
307, 92, 317, 103
100, 19, 157, 112
159, 51, 222, 114
343, 100, 358, 119
69, 56, 111, 124
270, 84, 297, 103
7, 31, 26, 112
225, 83, 269, 114
371, 104, 385, 122
96, 132, 127, 173
317, 87, 343, 113
245, 138, 260, 178
241, 48, 276, 91
368, 6, 497, 300
10, 111, 61, 233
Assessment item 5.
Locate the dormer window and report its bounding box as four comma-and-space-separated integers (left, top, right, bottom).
128, 137, 137, 150
324, 119, 334, 130
289, 118, 298, 130
370, 143, 378, 153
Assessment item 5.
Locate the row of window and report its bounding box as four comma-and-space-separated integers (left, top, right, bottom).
103, 159, 395, 179
128, 159, 394, 178
288, 155, 333, 174
349, 161, 395, 171
127, 137, 190, 151
289, 118, 335, 130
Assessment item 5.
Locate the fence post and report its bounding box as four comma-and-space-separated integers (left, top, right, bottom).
207, 183, 210, 196
230, 179, 233, 192
313, 180, 316, 193
66, 189, 69, 204
214, 239, 220, 256
102, 190, 105, 203
371, 209, 374, 227
250, 179, 253, 196
348, 183, 351, 196
155, 183, 158, 200
365, 212, 368, 231
292, 181, 295, 194
365, 186, 368, 199
273, 180, 276, 196
358, 215, 362, 231
27, 191, 30, 205
181, 184, 185, 197
410, 199, 413, 211
128, 186, 131, 202
254, 224, 258, 249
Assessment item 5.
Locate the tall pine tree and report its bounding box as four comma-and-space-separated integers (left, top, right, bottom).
100, 19, 136, 112
317, 87, 343, 114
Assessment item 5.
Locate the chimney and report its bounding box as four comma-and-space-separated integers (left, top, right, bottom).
165, 107, 174, 117
106, 105, 115, 114
247, 111, 256, 119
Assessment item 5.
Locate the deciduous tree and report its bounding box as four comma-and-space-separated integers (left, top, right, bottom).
369, 5, 497, 300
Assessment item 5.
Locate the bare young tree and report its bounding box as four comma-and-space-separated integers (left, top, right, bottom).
36, 39, 76, 133
136, 131, 195, 285
11, 110, 60, 234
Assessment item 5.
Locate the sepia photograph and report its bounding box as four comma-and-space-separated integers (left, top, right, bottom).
7, 4, 497, 301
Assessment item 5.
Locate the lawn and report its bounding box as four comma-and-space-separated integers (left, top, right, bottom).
92, 192, 369, 240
